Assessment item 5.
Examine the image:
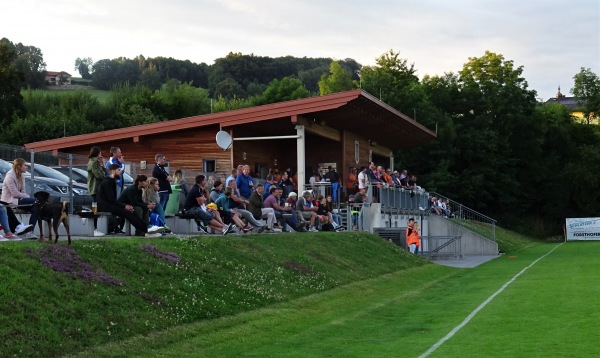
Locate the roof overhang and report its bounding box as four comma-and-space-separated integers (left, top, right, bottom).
25, 90, 436, 152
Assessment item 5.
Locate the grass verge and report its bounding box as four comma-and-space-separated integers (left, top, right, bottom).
0, 232, 426, 357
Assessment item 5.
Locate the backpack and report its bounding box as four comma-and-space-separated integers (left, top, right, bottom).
321, 223, 335, 232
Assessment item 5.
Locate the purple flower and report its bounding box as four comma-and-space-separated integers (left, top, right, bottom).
28, 245, 123, 286
141, 244, 180, 264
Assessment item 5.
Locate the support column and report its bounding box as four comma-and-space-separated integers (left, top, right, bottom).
390, 155, 394, 172
296, 124, 305, 194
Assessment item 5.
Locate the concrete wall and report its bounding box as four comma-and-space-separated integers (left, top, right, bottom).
427, 215, 498, 255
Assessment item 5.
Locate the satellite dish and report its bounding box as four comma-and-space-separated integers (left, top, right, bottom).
216, 130, 233, 151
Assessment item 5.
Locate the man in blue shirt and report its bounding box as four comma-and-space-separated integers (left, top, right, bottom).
105, 147, 125, 198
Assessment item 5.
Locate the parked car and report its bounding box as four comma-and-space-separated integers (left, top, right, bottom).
29, 163, 89, 195
0, 159, 69, 206
28, 163, 93, 211
52, 166, 134, 187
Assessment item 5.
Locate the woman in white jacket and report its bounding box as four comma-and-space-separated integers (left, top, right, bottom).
1, 158, 38, 234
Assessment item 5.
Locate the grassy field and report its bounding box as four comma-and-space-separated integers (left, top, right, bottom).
23, 86, 112, 103
3, 229, 595, 357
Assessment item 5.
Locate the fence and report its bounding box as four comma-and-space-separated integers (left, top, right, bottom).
430, 192, 496, 242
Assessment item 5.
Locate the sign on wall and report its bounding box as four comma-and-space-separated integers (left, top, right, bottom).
565, 218, 600, 241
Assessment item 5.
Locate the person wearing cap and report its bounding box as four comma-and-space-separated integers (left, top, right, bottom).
285, 191, 309, 231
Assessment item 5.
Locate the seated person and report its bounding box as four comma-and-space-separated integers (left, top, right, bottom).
209, 180, 224, 204
248, 184, 276, 231
184, 174, 233, 235
285, 192, 308, 231
263, 186, 301, 232
315, 195, 334, 229
119, 174, 155, 230
215, 187, 250, 233
324, 194, 344, 230
0, 158, 37, 236
296, 191, 320, 232
142, 177, 170, 232
227, 180, 266, 232
429, 196, 441, 215
0, 206, 20, 240
98, 164, 163, 237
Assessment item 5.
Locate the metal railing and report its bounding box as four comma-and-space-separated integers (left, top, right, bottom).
420, 236, 462, 258
430, 192, 496, 242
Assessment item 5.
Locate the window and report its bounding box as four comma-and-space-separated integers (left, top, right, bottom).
355, 141, 360, 164
203, 159, 216, 173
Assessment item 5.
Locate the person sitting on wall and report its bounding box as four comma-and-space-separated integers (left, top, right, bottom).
215, 187, 250, 233
248, 184, 276, 231
118, 174, 154, 231
263, 186, 300, 232
97, 164, 163, 237
227, 179, 267, 232
296, 191, 321, 232
285, 192, 309, 231
184, 174, 233, 235
209, 180, 224, 204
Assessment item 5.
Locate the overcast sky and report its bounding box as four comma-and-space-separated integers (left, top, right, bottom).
3, 0, 598, 100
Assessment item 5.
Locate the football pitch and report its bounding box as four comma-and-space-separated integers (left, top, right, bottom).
84, 242, 600, 357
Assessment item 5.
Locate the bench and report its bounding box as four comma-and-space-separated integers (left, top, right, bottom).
77, 211, 133, 236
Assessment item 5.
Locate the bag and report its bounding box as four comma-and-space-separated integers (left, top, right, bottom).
150, 213, 165, 227
321, 223, 335, 232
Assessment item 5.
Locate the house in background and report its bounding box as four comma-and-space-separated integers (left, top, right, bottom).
45, 71, 72, 85
545, 86, 587, 121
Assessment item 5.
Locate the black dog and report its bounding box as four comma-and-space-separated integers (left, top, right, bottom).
34, 191, 71, 245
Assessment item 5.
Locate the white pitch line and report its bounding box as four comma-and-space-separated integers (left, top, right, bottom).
419, 243, 564, 358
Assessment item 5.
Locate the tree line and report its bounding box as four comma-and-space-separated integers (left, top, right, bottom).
1, 36, 600, 236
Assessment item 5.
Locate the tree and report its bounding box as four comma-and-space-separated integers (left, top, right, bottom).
254, 77, 309, 105
571, 67, 600, 125
13, 42, 46, 88
74, 57, 94, 79
0, 37, 24, 125
318, 61, 354, 95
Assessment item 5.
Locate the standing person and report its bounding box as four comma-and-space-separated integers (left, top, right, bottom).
347, 167, 358, 196
152, 153, 172, 212
235, 164, 254, 200
406, 218, 421, 254
105, 147, 126, 198
0, 158, 37, 237
357, 166, 368, 192
324, 166, 340, 202
87, 146, 107, 237
97, 164, 163, 237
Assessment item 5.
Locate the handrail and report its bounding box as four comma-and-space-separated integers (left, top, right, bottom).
430, 192, 496, 242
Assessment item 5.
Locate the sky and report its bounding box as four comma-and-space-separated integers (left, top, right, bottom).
3, 0, 599, 100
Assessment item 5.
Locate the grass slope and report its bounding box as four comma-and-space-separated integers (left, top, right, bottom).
78, 241, 600, 358
0, 232, 426, 357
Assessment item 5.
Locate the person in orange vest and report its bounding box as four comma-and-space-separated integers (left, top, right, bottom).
406, 218, 420, 254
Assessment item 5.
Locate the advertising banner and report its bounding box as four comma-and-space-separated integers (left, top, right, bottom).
565, 218, 600, 241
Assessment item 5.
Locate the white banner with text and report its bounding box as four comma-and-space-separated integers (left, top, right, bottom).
565, 218, 600, 241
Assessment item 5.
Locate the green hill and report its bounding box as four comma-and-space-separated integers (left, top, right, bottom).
1, 232, 426, 357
